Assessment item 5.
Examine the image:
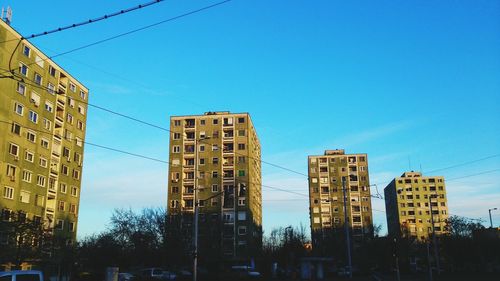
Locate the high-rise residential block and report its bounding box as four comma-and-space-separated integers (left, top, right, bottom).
308, 149, 373, 249
167, 111, 261, 260
0, 19, 89, 243
384, 171, 449, 240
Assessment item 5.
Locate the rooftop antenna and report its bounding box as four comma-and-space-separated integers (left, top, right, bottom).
1, 6, 12, 25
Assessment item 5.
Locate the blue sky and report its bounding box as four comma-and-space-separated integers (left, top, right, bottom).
4, 0, 499, 238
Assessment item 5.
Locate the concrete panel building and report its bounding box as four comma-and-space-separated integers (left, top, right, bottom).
384, 171, 449, 240
167, 111, 261, 261
308, 149, 373, 250
0, 19, 89, 244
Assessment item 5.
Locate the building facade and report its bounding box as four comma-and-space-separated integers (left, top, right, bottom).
0, 19, 89, 244
308, 149, 373, 249
384, 171, 449, 240
167, 111, 262, 260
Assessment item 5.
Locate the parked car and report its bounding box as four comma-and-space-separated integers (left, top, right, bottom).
230, 266, 261, 279
118, 273, 135, 281
138, 268, 176, 281
0, 270, 44, 281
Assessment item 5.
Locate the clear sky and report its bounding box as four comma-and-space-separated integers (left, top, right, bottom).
3, 0, 499, 239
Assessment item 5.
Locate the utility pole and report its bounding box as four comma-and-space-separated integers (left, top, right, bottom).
393, 238, 401, 281
342, 177, 352, 279
193, 137, 199, 281
428, 194, 440, 275
489, 208, 498, 228
426, 240, 433, 281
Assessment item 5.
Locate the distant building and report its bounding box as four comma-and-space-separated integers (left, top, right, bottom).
308, 149, 373, 250
0, 19, 89, 244
384, 171, 449, 240
167, 111, 262, 261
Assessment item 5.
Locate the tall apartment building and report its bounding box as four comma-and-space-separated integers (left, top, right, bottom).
308, 149, 373, 249
0, 19, 89, 244
384, 171, 449, 240
167, 111, 262, 260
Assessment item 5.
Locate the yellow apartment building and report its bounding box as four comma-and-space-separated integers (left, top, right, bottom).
308, 149, 373, 249
384, 171, 449, 240
167, 111, 261, 260
0, 19, 89, 245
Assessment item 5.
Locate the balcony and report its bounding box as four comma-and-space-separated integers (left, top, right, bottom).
184, 119, 195, 129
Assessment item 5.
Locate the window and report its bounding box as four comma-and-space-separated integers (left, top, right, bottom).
56, 219, 64, 230
16, 83, 26, 97
68, 222, 75, 232
212, 157, 219, 164
34, 72, 42, 85
49, 65, 56, 77
80, 90, 87, 100
212, 171, 218, 178
22, 170, 32, 182
200, 119, 206, 125
212, 184, 218, 192
39, 156, 48, 168
23, 45, 31, 57
199, 158, 205, 165
37, 175, 46, 187
29, 111, 38, 123
238, 143, 245, 150
45, 101, 54, 113
40, 138, 49, 149
60, 183, 67, 193
61, 165, 69, 175
58, 201, 66, 211
8, 143, 19, 156
20, 190, 30, 203
69, 204, 77, 214
26, 130, 36, 142
25, 151, 34, 162
77, 120, 84, 130
30, 92, 40, 107
174, 120, 181, 126
19, 62, 28, 76
75, 137, 83, 147
238, 117, 245, 123
72, 169, 80, 180
212, 119, 218, 125
11, 122, 21, 135
71, 186, 78, 197
238, 170, 245, 177
238, 198, 246, 206
238, 211, 246, 221
173, 145, 180, 153
212, 144, 219, 151
3, 186, 14, 199
68, 97, 75, 108
6, 165, 17, 178
43, 118, 52, 130
238, 130, 245, 136
69, 82, 76, 92
66, 113, 73, 124
238, 226, 247, 235
173, 133, 181, 140
199, 145, 205, 152
78, 105, 85, 115
170, 200, 179, 208
14, 102, 24, 116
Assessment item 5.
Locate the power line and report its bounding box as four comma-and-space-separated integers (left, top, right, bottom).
0, 120, 168, 164
425, 154, 500, 174
447, 169, 500, 182
0, 0, 166, 44
0, 0, 232, 78
5, 70, 310, 180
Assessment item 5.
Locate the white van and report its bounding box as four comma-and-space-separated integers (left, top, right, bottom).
0, 271, 44, 281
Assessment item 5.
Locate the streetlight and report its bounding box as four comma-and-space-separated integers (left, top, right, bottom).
488, 208, 498, 228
